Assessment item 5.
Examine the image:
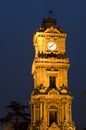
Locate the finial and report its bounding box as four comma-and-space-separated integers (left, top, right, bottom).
48, 10, 53, 18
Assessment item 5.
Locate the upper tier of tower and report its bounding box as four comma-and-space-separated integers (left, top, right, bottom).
33, 16, 67, 59
32, 16, 70, 90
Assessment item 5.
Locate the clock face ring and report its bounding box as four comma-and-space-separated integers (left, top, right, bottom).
47, 41, 57, 51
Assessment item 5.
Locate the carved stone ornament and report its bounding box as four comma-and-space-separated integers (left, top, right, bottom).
45, 27, 60, 33
48, 122, 60, 130
48, 88, 59, 95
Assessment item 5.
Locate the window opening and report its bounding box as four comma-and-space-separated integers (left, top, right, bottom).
49, 76, 56, 88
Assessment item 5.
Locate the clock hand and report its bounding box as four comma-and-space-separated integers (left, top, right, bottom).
49, 43, 54, 47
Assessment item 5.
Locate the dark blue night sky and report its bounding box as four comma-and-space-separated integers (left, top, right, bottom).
0, 0, 86, 129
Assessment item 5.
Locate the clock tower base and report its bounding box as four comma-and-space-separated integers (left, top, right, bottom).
30, 88, 75, 130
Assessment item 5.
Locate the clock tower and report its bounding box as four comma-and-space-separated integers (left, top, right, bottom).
30, 15, 76, 130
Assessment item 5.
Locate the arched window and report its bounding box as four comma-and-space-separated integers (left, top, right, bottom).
49, 106, 57, 125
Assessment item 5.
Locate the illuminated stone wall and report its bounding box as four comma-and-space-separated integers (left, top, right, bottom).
30, 17, 76, 130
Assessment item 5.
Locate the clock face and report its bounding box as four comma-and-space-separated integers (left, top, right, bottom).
47, 42, 57, 51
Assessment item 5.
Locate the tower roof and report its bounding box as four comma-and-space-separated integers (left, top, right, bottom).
42, 11, 57, 28
42, 17, 57, 28
37, 17, 65, 33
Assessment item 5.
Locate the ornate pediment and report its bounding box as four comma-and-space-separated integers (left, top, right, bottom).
48, 88, 59, 95
45, 27, 60, 33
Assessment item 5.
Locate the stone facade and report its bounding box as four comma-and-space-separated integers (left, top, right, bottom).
30, 16, 76, 130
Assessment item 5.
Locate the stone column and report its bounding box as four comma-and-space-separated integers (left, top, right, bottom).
69, 103, 72, 122
33, 104, 36, 124
40, 102, 42, 119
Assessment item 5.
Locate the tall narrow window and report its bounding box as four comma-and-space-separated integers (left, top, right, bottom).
49, 76, 56, 88
49, 111, 57, 125
49, 106, 57, 126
